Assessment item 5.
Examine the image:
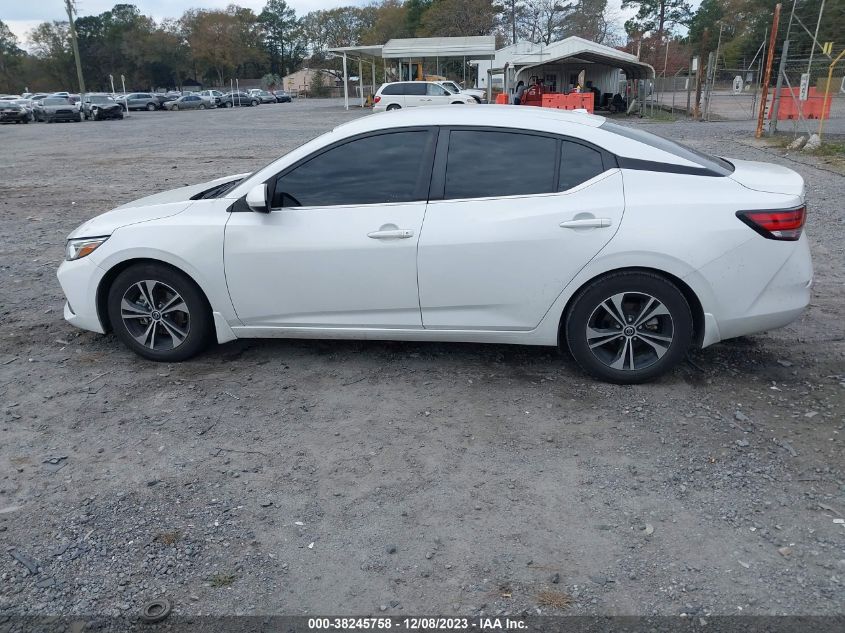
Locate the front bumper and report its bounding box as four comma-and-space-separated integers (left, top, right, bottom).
0, 111, 28, 122
46, 111, 80, 121
57, 256, 107, 334
91, 108, 123, 119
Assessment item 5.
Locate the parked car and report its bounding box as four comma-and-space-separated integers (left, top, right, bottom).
163, 95, 208, 111
35, 97, 81, 122
154, 93, 177, 108
198, 90, 223, 106
29, 93, 50, 102
219, 92, 259, 107
0, 94, 21, 101
118, 92, 161, 111
82, 94, 124, 120
436, 80, 486, 103
272, 90, 292, 103
11, 99, 36, 121
57, 107, 813, 383
0, 101, 31, 123
373, 81, 476, 111
247, 89, 277, 104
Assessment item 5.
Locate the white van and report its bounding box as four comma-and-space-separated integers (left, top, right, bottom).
373, 81, 476, 112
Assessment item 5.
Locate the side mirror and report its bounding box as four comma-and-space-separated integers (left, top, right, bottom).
245, 183, 270, 213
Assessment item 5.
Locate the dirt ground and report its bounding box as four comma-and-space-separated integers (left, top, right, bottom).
0, 101, 843, 622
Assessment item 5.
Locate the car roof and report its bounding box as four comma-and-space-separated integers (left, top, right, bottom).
335, 105, 606, 136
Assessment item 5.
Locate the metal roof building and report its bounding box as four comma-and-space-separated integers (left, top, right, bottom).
473, 37, 655, 100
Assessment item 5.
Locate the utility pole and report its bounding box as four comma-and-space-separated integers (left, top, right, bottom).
769, 0, 797, 132
693, 28, 708, 120
807, 0, 827, 78
64, 0, 86, 96
756, 3, 781, 138
510, 0, 517, 45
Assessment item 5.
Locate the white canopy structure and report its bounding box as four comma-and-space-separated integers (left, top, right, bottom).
328, 37, 497, 110
474, 37, 655, 102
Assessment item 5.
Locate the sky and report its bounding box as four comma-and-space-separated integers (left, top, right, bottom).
3, 0, 367, 43
0, 0, 663, 46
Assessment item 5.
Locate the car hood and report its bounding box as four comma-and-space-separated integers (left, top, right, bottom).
67, 173, 249, 239
728, 159, 805, 197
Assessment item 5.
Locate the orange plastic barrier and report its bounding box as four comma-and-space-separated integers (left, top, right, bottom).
540, 92, 594, 113
520, 91, 594, 113
495, 93, 508, 104
767, 87, 832, 120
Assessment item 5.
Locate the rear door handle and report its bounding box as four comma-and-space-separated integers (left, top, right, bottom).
559, 218, 612, 229
367, 229, 414, 239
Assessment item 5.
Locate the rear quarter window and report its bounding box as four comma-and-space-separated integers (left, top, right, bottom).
600, 121, 734, 176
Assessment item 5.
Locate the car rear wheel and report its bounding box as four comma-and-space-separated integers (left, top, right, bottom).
251, 100, 259, 106
107, 263, 212, 362
198, 104, 205, 110
386, 104, 401, 111
563, 271, 693, 384
146, 102, 156, 111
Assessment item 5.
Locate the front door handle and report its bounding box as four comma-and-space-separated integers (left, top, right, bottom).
559, 218, 612, 229
367, 229, 414, 239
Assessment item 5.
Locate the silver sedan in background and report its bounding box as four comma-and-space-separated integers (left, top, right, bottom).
163, 95, 208, 111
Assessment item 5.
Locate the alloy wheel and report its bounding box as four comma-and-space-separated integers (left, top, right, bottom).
585, 292, 674, 372
120, 280, 190, 351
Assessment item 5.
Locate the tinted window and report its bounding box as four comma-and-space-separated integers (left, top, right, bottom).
445, 130, 557, 199
272, 131, 431, 208
405, 83, 426, 96
381, 84, 402, 95
600, 121, 734, 175
559, 141, 606, 191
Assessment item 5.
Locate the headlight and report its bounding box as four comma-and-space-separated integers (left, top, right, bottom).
65, 236, 108, 261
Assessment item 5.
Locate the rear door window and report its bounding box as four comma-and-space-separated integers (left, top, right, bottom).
559, 141, 607, 191
405, 83, 426, 96
444, 130, 557, 199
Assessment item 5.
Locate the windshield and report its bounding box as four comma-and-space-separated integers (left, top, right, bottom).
43, 98, 68, 105
89, 96, 114, 103
600, 121, 735, 175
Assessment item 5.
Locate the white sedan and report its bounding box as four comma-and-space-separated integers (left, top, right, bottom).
57, 107, 812, 383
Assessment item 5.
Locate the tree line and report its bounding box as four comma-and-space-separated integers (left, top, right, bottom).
0, 0, 841, 94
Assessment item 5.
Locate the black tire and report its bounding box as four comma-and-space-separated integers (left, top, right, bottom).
251, 100, 259, 107
563, 271, 693, 384
223, 101, 232, 108
198, 104, 205, 110
146, 102, 156, 111
107, 263, 213, 362
386, 104, 401, 111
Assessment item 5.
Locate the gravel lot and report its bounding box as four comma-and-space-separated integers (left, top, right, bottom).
0, 100, 843, 623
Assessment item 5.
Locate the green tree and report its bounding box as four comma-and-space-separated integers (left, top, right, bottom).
419, 0, 501, 37
0, 20, 25, 93
621, 0, 691, 42
259, 0, 306, 76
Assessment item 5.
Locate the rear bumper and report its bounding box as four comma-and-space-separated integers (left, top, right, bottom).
700, 234, 813, 345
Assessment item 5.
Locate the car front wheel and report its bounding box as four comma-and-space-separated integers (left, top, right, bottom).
107, 264, 213, 362
563, 271, 693, 384
146, 102, 156, 111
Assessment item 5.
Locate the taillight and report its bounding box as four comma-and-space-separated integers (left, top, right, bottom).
736, 206, 806, 241
373, 96, 381, 103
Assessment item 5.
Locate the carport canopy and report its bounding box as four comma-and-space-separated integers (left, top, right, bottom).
510, 36, 654, 81
329, 36, 497, 109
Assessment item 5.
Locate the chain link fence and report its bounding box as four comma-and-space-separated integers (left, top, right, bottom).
650, 53, 844, 126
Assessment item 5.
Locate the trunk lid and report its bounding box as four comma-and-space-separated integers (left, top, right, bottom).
728, 159, 805, 197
